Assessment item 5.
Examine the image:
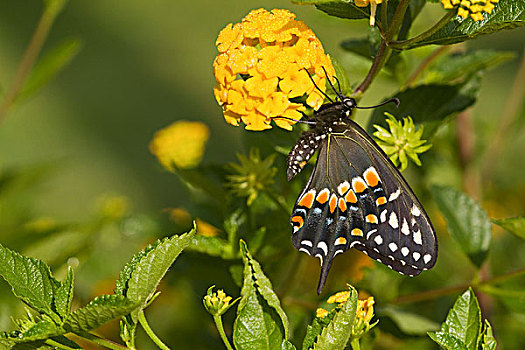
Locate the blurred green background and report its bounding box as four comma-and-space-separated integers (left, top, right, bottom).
0, 0, 524, 349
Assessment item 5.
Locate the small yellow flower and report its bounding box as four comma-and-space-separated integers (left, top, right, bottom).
352, 296, 377, 339
96, 194, 129, 220
213, 8, 336, 131
149, 121, 210, 171
441, 0, 499, 21
203, 286, 238, 316
354, 0, 384, 26
196, 218, 220, 237
316, 308, 329, 318
327, 290, 351, 304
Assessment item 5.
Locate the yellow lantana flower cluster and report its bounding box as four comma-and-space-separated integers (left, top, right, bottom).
441, 0, 499, 21
149, 121, 210, 170
213, 8, 336, 131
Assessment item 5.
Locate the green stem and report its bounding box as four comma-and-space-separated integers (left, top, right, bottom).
354, 0, 410, 94
45, 339, 76, 350
350, 338, 361, 350
264, 189, 291, 217
76, 331, 129, 350
138, 310, 171, 350
0, 0, 68, 122
213, 314, 234, 350
389, 11, 456, 50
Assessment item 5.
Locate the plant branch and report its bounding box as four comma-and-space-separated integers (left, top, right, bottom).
75, 331, 129, 350
393, 267, 525, 304
138, 310, 171, 350
389, 11, 456, 50
402, 46, 450, 90
0, 0, 68, 122
213, 314, 234, 350
45, 339, 76, 350
482, 52, 525, 181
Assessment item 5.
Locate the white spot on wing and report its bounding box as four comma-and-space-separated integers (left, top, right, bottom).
313, 208, 322, 215
401, 218, 410, 235
413, 252, 421, 261
388, 242, 398, 252
317, 241, 328, 255
411, 205, 421, 216
315, 254, 323, 266
301, 240, 313, 247
389, 188, 401, 201
366, 229, 378, 239
413, 230, 422, 245
334, 249, 344, 257
389, 212, 399, 229
380, 209, 388, 223
374, 235, 383, 245
401, 247, 409, 256
423, 254, 432, 264
299, 248, 311, 255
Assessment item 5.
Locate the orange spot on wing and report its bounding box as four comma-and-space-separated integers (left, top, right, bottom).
345, 190, 357, 203
353, 178, 367, 193
338, 198, 347, 212
364, 169, 379, 187
335, 237, 347, 245
329, 194, 337, 213
366, 214, 378, 224
298, 191, 315, 208
299, 161, 307, 168
376, 197, 387, 206
337, 182, 350, 196
316, 189, 330, 204
351, 228, 363, 237
291, 215, 304, 228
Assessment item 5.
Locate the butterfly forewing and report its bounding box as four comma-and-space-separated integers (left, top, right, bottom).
290, 120, 437, 294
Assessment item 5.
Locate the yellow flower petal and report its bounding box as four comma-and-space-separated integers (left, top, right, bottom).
149, 121, 210, 170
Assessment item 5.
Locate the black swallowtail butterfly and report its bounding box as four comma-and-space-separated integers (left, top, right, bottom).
287, 71, 437, 294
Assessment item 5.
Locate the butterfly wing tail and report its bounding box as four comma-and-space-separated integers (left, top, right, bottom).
317, 258, 333, 295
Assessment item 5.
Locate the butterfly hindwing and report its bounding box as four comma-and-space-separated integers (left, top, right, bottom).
290, 120, 437, 293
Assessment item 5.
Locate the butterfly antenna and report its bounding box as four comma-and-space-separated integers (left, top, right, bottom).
273, 116, 317, 125
356, 97, 400, 109
321, 66, 345, 102
302, 68, 334, 103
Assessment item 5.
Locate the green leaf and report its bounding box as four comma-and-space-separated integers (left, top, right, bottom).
19, 38, 82, 102
15, 321, 63, 342
380, 306, 440, 335
0, 243, 61, 321
313, 285, 358, 350
282, 340, 297, 350
233, 241, 289, 350
240, 240, 289, 338
54, 266, 74, 320
480, 320, 497, 350
63, 295, 139, 332
428, 331, 468, 350
187, 235, 234, 259
302, 313, 335, 350
292, 0, 368, 20
432, 186, 492, 268
125, 225, 196, 320
492, 216, 525, 239
428, 288, 481, 350
405, 1, 525, 49
425, 50, 516, 84
367, 84, 476, 139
